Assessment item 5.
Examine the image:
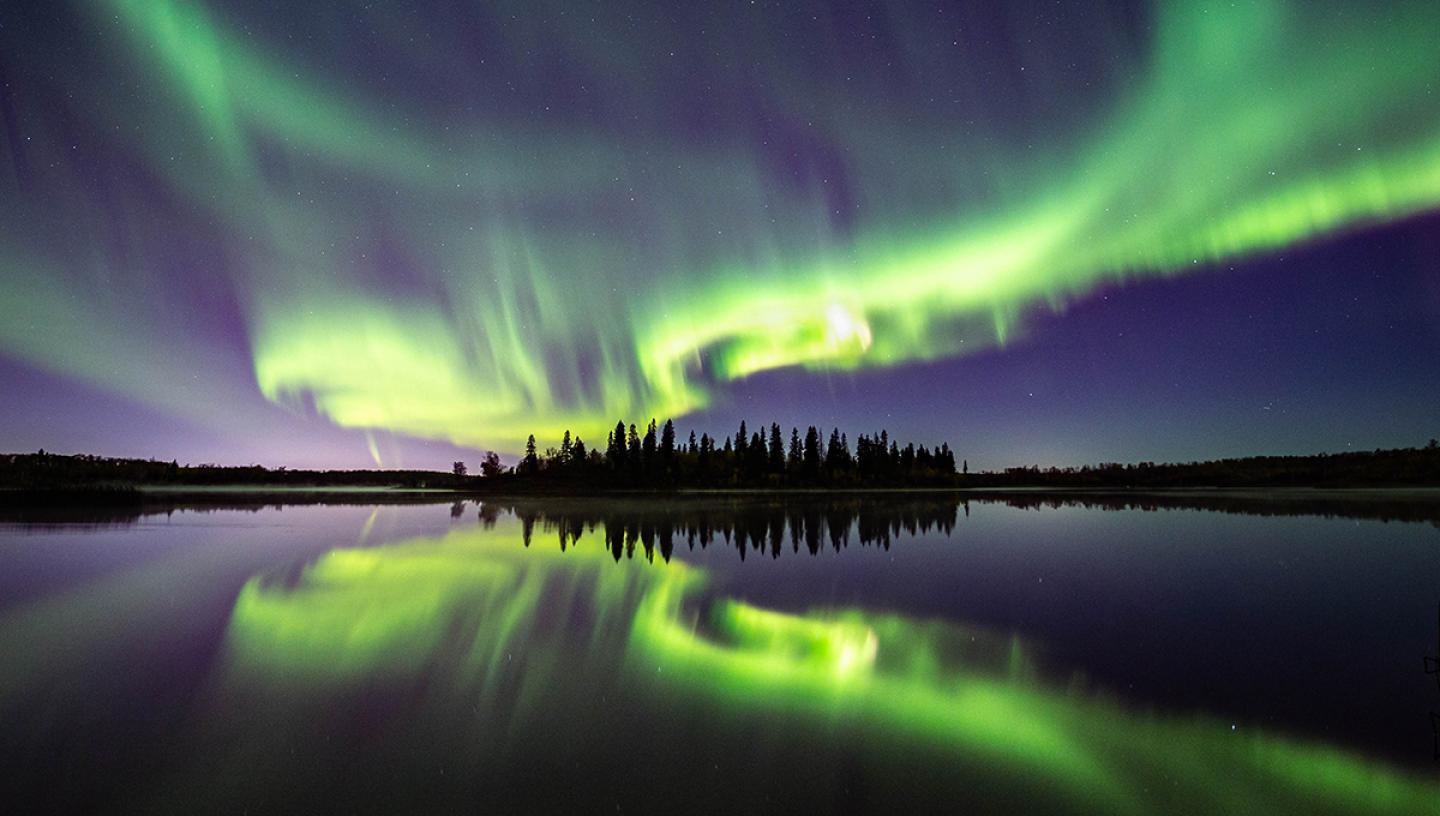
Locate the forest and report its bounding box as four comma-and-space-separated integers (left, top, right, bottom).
487, 419, 959, 488
3, 430, 1439, 494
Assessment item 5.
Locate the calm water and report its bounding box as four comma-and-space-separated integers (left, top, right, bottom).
2, 494, 1439, 814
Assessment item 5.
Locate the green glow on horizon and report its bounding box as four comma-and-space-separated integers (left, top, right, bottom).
1, 1, 1438, 452
221, 520, 1440, 814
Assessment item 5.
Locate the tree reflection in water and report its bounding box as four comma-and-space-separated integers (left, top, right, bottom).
200, 498, 1440, 815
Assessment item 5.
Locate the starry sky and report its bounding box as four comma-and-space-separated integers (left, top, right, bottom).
1, 0, 1437, 469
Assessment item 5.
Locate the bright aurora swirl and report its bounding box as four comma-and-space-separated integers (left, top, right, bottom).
1, 0, 1438, 453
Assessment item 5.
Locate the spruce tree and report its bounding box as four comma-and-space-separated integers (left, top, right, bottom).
803, 426, 821, 477
523, 434, 539, 474
608, 421, 628, 470
642, 419, 658, 475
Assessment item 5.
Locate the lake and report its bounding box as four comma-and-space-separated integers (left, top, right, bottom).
2, 493, 1439, 814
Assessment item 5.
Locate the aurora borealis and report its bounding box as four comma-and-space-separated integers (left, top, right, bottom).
2, 1, 1439, 466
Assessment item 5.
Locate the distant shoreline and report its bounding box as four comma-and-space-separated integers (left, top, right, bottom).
4, 482, 1440, 503
4, 443, 1439, 497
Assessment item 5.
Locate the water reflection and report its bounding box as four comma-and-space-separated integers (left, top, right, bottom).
495, 495, 961, 561
4, 497, 1440, 813
7, 488, 1437, 535
477, 491, 1440, 562
200, 514, 1440, 814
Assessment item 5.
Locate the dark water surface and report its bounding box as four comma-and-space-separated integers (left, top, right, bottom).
2, 493, 1439, 814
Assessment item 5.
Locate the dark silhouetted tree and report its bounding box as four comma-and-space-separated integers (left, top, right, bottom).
744, 431, 766, 480
642, 419, 658, 474
698, 433, 713, 478
825, 429, 850, 474
607, 421, 627, 471
522, 435, 539, 474
661, 419, 676, 463
938, 443, 955, 474
803, 426, 821, 478
659, 417, 676, 474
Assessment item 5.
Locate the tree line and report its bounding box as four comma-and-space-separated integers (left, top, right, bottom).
7, 437, 1438, 495
0, 451, 459, 490
489, 419, 961, 488
972, 440, 1440, 488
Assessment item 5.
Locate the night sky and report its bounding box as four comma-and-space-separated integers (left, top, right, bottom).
1, 0, 1437, 469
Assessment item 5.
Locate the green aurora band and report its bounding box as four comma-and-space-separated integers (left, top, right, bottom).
217, 520, 1440, 814
2, 1, 1439, 452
